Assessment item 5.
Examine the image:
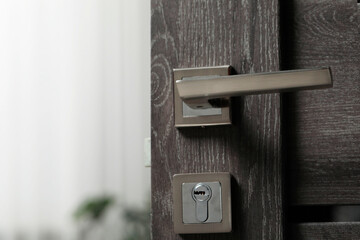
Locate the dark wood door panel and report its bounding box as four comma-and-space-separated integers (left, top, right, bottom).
292, 223, 360, 240
151, 0, 283, 239
282, 0, 360, 205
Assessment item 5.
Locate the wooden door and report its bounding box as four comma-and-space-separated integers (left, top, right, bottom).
282, 0, 360, 239
151, 0, 359, 239
151, 0, 283, 239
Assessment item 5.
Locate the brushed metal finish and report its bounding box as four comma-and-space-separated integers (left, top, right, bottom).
192, 183, 211, 222
182, 101, 222, 117
182, 182, 222, 224
176, 67, 333, 109
174, 65, 232, 127
173, 173, 232, 234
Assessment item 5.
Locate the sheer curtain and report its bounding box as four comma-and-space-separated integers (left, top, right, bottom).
0, 0, 150, 239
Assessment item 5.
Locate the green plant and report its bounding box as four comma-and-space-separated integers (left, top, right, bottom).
74, 196, 114, 221
73, 195, 151, 240
122, 202, 151, 240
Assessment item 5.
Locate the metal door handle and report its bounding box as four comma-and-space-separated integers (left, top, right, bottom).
173, 65, 332, 127
176, 66, 332, 109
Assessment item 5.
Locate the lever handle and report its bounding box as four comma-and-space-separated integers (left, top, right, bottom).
176, 67, 332, 109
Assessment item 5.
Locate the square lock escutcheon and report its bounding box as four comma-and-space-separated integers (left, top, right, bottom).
173, 172, 232, 234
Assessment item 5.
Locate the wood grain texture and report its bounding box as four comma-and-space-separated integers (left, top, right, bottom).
291, 223, 360, 240
151, 0, 282, 239
281, 0, 360, 205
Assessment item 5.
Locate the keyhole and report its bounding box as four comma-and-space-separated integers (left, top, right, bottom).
192, 183, 212, 222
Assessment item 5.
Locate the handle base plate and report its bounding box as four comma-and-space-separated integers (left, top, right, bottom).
174, 65, 232, 128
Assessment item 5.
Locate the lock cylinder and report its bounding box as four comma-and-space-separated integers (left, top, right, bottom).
192, 183, 212, 222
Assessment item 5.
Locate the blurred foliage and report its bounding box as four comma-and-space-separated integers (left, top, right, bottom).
122, 202, 151, 240
73, 195, 150, 240
74, 196, 114, 221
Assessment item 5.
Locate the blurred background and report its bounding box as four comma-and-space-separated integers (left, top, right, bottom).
0, 0, 151, 239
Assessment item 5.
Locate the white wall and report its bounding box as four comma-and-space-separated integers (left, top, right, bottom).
0, 0, 150, 239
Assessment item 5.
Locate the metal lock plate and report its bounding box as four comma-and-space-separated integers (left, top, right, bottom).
173, 172, 232, 234
182, 182, 222, 223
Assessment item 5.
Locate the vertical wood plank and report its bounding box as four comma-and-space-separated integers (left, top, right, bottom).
281, 0, 360, 205
151, 0, 282, 239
